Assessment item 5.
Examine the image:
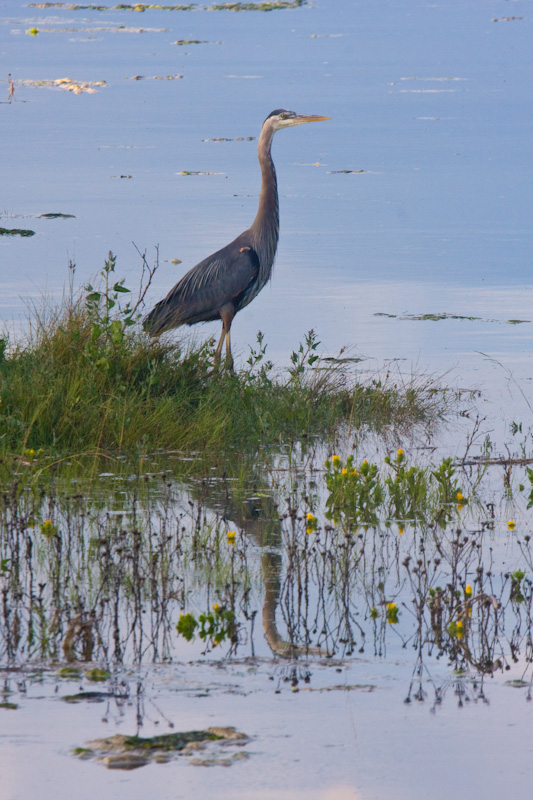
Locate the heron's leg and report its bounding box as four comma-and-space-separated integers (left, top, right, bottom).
219, 304, 235, 372
225, 328, 234, 371
214, 325, 225, 367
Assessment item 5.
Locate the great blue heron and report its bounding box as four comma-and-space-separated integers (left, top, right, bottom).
142, 109, 330, 368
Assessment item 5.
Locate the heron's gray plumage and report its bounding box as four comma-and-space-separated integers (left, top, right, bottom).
143, 109, 329, 367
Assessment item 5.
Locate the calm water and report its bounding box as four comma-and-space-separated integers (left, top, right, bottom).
2, 0, 533, 797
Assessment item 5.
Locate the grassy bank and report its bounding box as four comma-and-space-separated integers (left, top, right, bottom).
0, 255, 446, 463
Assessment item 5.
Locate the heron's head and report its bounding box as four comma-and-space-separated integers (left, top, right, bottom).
264, 109, 330, 132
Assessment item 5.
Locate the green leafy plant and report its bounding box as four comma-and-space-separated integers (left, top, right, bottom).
324, 454, 384, 527
384, 448, 427, 522
83, 251, 140, 368
288, 329, 320, 382
510, 569, 526, 604
177, 605, 237, 650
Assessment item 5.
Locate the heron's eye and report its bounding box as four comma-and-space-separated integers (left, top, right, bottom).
280, 113, 287, 119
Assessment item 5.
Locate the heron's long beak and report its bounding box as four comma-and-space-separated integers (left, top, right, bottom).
292, 114, 331, 125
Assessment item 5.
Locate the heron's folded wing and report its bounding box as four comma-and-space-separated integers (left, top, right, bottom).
146, 243, 260, 332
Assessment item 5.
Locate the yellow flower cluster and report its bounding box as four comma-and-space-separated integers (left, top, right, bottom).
226, 530, 236, 544
306, 512, 317, 534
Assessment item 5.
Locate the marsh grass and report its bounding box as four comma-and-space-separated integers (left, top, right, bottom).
0, 255, 447, 464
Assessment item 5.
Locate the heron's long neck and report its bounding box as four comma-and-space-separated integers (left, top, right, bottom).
250, 126, 279, 268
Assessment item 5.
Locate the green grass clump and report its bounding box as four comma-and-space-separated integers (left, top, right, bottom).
0, 254, 444, 462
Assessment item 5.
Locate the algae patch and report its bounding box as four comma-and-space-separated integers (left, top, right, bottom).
39, 213, 76, 219
74, 727, 250, 769
0, 227, 35, 237
375, 312, 531, 325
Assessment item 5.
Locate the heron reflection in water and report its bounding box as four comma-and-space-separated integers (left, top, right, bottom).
143, 109, 330, 369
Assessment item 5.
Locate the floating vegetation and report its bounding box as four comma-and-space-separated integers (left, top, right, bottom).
29, 1, 306, 9
63, 691, 117, 703
173, 39, 220, 45
376, 311, 530, 325
25, 25, 167, 34
28, 2, 195, 8
0, 227, 35, 237
38, 213, 76, 219
18, 78, 107, 95
209, 0, 306, 9
376, 312, 482, 322
127, 73, 183, 80
399, 76, 467, 82
203, 136, 256, 142
177, 170, 226, 175
74, 728, 249, 769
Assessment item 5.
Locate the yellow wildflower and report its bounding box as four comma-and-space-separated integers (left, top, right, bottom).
508, 520, 516, 530
465, 585, 472, 597
352, 469, 358, 475
306, 513, 315, 521
226, 530, 236, 543
397, 448, 403, 456
342, 468, 348, 475
332, 455, 340, 463
213, 603, 220, 611
456, 491, 463, 501
398, 527, 404, 536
